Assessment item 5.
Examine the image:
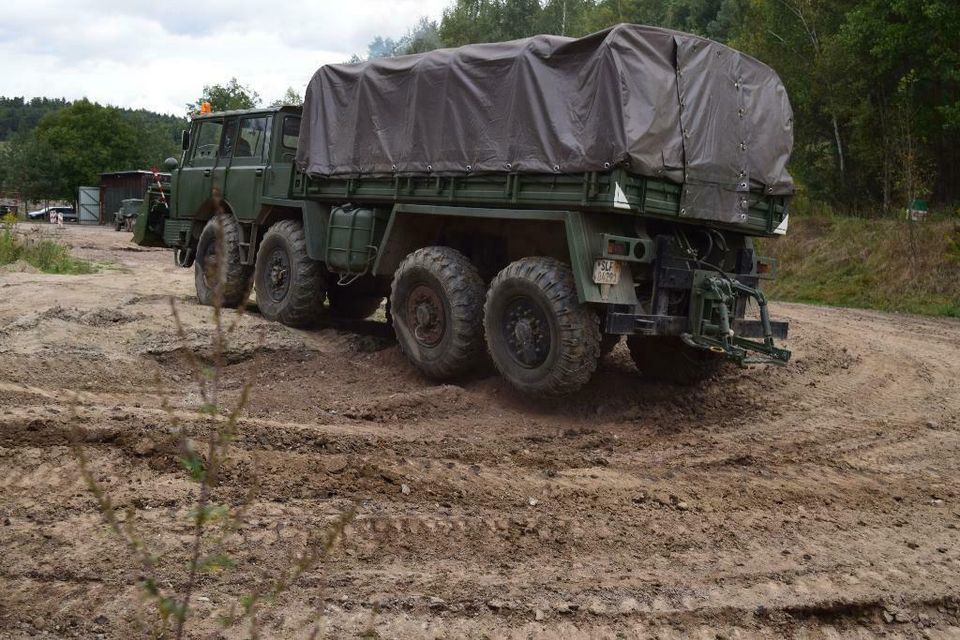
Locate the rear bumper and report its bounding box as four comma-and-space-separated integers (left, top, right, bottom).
603, 270, 790, 366
604, 313, 788, 340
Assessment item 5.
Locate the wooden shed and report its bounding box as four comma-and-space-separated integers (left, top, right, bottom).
99, 171, 169, 224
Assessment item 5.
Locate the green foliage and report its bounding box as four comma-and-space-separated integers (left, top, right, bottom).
188, 78, 261, 114
762, 216, 960, 317
0, 96, 68, 142
0, 98, 186, 201
269, 87, 303, 107
732, 0, 960, 211
362, 17, 442, 60
415, 0, 960, 212
33, 99, 142, 200
0, 226, 97, 274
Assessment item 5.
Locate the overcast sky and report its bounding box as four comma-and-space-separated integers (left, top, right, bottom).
1, 0, 450, 116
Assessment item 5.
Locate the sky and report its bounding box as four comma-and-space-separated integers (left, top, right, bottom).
0, 0, 450, 116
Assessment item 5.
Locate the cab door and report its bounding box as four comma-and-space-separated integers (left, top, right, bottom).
222, 114, 270, 222
177, 117, 223, 219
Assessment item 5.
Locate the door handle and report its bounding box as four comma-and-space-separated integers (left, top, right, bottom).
255, 168, 264, 176
203, 169, 211, 177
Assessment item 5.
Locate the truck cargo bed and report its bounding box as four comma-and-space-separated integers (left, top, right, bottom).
293, 167, 789, 237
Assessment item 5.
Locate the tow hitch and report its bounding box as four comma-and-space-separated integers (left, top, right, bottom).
683, 270, 791, 365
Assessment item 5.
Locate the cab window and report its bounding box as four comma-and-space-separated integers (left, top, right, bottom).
235, 116, 268, 158
193, 120, 223, 160
218, 119, 239, 158
282, 116, 300, 149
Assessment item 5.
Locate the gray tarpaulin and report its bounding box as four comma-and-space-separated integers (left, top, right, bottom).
297, 23, 794, 223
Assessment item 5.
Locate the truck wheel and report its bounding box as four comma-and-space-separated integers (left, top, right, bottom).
255, 219, 326, 327
484, 257, 600, 395
327, 289, 384, 320
195, 215, 254, 308
390, 246, 485, 379
626, 336, 723, 385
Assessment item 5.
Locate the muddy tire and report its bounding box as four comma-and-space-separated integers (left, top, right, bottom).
327, 289, 384, 320
484, 257, 600, 395
254, 219, 326, 327
195, 215, 254, 308
390, 246, 485, 379
627, 336, 724, 385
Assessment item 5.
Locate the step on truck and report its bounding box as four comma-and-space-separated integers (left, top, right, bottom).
135, 23, 793, 395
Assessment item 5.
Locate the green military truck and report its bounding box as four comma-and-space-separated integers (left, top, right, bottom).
135, 24, 793, 394
114, 198, 144, 231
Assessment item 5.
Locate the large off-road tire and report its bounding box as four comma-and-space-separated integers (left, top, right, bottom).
627, 336, 724, 385
254, 219, 326, 327
327, 288, 384, 320
390, 246, 485, 379
194, 215, 254, 308
484, 257, 600, 395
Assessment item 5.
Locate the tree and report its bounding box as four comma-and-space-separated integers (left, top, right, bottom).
0, 130, 61, 203
32, 99, 142, 200
359, 17, 442, 62
187, 78, 261, 114
270, 87, 303, 107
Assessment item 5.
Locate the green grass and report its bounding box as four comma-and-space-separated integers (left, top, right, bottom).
0, 226, 98, 274
760, 214, 960, 318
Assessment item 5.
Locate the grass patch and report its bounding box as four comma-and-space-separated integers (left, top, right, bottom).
0, 225, 98, 274
760, 215, 960, 318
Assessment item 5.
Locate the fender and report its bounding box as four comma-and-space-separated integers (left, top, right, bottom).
373, 204, 638, 306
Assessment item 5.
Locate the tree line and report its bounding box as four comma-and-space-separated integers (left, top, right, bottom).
360, 0, 960, 214
0, 97, 187, 204
3, 1, 956, 215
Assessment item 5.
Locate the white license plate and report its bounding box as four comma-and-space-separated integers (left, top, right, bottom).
592, 259, 621, 285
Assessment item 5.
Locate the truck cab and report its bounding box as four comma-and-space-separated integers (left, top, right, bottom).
173, 106, 300, 222
136, 106, 302, 252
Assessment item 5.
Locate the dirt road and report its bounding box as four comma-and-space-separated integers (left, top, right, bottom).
1, 225, 958, 638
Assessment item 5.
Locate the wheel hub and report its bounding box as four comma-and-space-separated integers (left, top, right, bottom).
503, 296, 550, 368
266, 249, 290, 302
405, 284, 445, 346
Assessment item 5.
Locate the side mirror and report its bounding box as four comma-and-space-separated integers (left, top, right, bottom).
163, 157, 179, 171
181, 129, 190, 151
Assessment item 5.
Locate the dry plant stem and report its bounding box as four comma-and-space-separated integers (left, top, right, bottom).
174, 217, 227, 640
68, 216, 353, 638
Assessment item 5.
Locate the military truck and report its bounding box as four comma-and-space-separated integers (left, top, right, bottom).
135, 24, 793, 394
114, 198, 144, 231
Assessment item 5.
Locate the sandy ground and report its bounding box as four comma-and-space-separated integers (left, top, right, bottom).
0, 224, 958, 639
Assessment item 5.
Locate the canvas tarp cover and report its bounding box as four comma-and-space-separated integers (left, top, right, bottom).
297, 24, 794, 223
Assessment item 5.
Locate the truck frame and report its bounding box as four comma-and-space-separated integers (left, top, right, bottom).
136, 103, 790, 394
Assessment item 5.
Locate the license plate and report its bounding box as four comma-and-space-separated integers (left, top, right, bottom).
592, 259, 621, 285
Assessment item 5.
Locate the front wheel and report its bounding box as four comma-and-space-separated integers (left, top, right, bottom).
194, 215, 254, 308
484, 257, 600, 395
254, 219, 326, 327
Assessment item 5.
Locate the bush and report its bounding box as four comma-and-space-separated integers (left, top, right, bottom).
0, 225, 97, 274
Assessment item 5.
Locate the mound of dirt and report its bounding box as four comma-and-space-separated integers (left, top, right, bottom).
0, 259, 40, 274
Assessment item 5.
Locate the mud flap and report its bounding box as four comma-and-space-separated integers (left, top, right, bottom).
683, 270, 791, 365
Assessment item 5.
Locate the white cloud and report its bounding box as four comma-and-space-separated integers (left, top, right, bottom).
0, 0, 450, 115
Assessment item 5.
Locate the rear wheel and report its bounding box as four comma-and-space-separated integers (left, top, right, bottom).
627, 336, 723, 385
254, 219, 326, 327
484, 257, 600, 395
194, 215, 254, 308
390, 246, 485, 379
